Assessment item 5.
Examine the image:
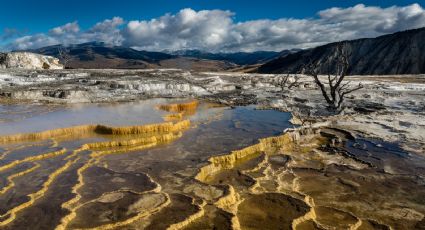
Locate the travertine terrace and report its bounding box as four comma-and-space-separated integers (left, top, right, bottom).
0, 69, 424, 229
1, 69, 423, 153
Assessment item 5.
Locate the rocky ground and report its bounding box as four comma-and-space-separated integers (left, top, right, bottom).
0, 68, 424, 154
0, 52, 63, 70
0, 69, 425, 229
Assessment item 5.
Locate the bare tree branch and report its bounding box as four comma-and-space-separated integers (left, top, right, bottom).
57, 47, 71, 69
303, 42, 363, 112
276, 73, 302, 90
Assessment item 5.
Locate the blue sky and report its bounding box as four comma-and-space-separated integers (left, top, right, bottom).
2, 1, 425, 51
1, 0, 424, 32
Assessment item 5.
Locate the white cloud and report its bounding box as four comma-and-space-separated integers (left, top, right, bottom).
4, 4, 425, 52
89, 17, 124, 33
5, 17, 124, 50
123, 4, 425, 51
10, 34, 58, 50
49, 21, 80, 35
318, 3, 425, 35
122, 8, 234, 51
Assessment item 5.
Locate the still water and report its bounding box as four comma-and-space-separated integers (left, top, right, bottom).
0, 99, 423, 230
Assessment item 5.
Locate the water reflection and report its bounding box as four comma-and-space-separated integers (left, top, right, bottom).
0, 99, 423, 229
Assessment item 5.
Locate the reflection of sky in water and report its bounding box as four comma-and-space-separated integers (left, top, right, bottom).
0, 99, 294, 138
230, 105, 293, 135
0, 104, 53, 122
0, 99, 176, 135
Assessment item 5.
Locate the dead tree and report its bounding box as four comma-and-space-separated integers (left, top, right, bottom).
303, 43, 363, 111
276, 73, 301, 90
57, 47, 71, 68
292, 106, 313, 126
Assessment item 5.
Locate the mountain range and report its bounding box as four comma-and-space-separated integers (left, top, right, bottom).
258, 27, 425, 75
27, 27, 425, 75
169, 49, 284, 65
29, 42, 280, 71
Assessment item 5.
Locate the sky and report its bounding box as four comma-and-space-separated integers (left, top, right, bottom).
1, 0, 425, 52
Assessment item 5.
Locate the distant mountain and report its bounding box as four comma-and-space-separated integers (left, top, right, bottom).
31, 42, 173, 69
28, 42, 292, 70
169, 49, 284, 65
29, 42, 236, 71
258, 27, 425, 75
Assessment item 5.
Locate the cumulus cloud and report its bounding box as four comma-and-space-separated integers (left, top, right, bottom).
122, 8, 234, 50
89, 17, 124, 33
49, 21, 80, 35
4, 4, 425, 51
121, 4, 425, 51
318, 3, 425, 37
5, 17, 124, 50
10, 34, 58, 50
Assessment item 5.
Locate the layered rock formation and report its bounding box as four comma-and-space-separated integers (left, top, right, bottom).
258, 27, 425, 75
0, 113, 191, 228
0, 68, 424, 155
0, 99, 424, 229
194, 126, 425, 229
0, 52, 63, 70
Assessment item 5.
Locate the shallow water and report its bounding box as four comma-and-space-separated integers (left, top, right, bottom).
0, 99, 423, 230
0, 99, 173, 135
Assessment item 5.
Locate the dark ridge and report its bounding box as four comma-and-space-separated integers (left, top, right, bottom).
169, 49, 287, 65
258, 27, 425, 75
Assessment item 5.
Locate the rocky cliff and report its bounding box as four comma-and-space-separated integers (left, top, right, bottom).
258, 27, 425, 75
0, 52, 63, 70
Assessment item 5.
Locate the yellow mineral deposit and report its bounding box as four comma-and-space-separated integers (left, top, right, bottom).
195, 131, 299, 182
57, 162, 169, 230
0, 141, 49, 160
290, 195, 317, 229
56, 128, 187, 229
158, 100, 199, 120
83, 131, 185, 150
86, 193, 171, 230
0, 117, 326, 230
0, 125, 99, 143
0, 120, 190, 143
163, 112, 184, 121
94, 120, 190, 135
193, 127, 328, 230
214, 185, 240, 212
166, 198, 207, 230
0, 95, 417, 230
55, 157, 98, 230
0, 148, 67, 173
0, 163, 41, 195
214, 185, 243, 230
158, 100, 199, 113
0, 111, 192, 229
51, 138, 60, 148
0, 156, 79, 226
166, 208, 206, 230
52, 120, 190, 229
89, 132, 183, 158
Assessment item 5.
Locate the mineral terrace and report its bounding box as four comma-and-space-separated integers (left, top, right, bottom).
0, 68, 424, 229
1, 69, 424, 153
